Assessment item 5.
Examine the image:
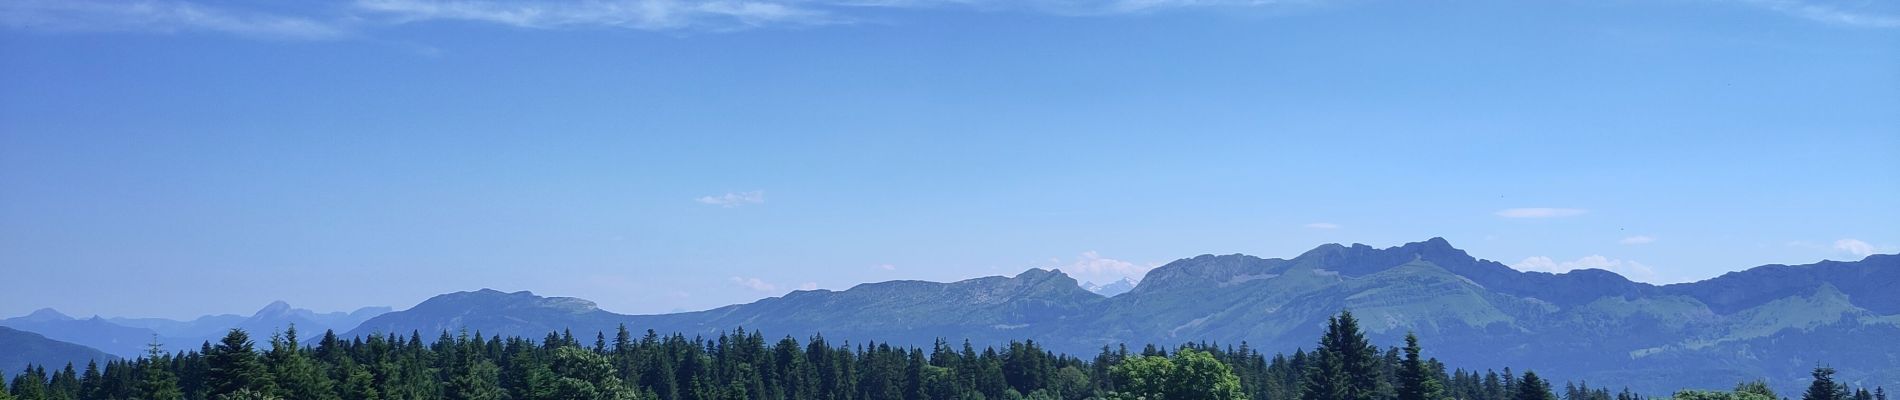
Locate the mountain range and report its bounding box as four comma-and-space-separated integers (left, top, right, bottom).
339, 238, 1899, 394
5, 238, 1895, 394
0, 326, 118, 373
0, 302, 388, 359
1082, 277, 1138, 297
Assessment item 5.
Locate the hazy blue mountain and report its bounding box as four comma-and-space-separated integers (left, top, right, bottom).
0, 309, 160, 358
110, 301, 391, 340
4, 301, 392, 358
0, 326, 118, 375
1081, 277, 1137, 297
279, 239, 1900, 394
343, 289, 622, 341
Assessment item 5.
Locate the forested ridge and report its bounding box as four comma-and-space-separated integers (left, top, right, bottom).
1, 312, 1883, 400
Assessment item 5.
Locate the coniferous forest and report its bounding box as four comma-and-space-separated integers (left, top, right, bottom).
1, 312, 1883, 400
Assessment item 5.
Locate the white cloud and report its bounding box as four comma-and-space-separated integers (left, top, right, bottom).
1495, 208, 1588, 219
0, 0, 348, 39
797, 282, 818, 290
1618, 235, 1655, 245
1304, 222, 1341, 230
1734, 0, 1900, 28
1052, 251, 1154, 284
728, 276, 777, 292
1511, 255, 1669, 283
697, 190, 764, 207
873, 264, 896, 271
6, 0, 1890, 40
1834, 239, 1876, 257
354, 0, 839, 31
2, 0, 1320, 38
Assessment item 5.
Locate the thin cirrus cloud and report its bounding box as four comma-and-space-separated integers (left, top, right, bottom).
1304, 222, 1341, 230
696, 190, 765, 207
1, 0, 1892, 40
1495, 208, 1588, 219
1739, 0, 1900, 28
0, 0, 349, 39
1618, 235, 1656, 245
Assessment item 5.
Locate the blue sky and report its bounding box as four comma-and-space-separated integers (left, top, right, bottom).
1, 0, 1896, 320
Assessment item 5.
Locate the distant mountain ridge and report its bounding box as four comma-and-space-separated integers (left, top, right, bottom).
1081, 277, 1137, 297
2, 302, 389, 358
23, 238, 1898, 394
0, 326, 116, 375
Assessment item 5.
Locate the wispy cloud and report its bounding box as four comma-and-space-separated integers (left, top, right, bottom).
1618, 235, 1655, 245
1788, 238, 1894, 258
873, 264, 896, 271
1833, 238, 1877, 257
8, 0, 1890, 40
354, 0, 839, 31
1511, 255, 1669, 283
728, 276, 777, 292
797, 282, 818, 290
1050, 251, 1155, 284
1304, 222, 1341, 230
0, 0, 348, 39
1735, 0, 1900, 28
1, 0, 1315, 38
697, 190, 765, 207
1495, 208, 1588, 219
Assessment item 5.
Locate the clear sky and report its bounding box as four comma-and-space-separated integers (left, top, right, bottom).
1, 0, 1896, 320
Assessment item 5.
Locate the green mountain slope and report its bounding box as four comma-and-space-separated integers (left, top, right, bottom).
331, 238, 1900, 394
0, 326, 118, 375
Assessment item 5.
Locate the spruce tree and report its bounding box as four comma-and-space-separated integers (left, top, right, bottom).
207, 329, 274, 398
139, 338, 184, 400
1514, 372, 1554, 400
1304, 310, 1381, 400
1804, 367, 1841, 400
1399, 333, 1444, 400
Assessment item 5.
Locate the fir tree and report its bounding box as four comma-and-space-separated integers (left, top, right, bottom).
1514, 372, 1554, 400
1804, 367, 1842, 400
1399, 333, 1444, 400
139, 337, 185, 400
1304, 310, 1380, 400
207, 329, 274, 398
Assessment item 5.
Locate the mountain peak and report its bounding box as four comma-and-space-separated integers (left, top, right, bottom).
1084, 277, 1138, 297
254, 301, 294, 317
21, 308, 74, 322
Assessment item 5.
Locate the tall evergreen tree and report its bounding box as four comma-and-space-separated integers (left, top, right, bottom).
1803, 367, 1842, 400
1399, 333, 1444, 400
140, 337, 185, 400
1514, 372, 1554, 400
207, 329, 275, 398
1304, 310, 1380, 400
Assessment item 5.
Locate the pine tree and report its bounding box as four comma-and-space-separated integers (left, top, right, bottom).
1514, 372, 1554, 400
1804, 367, 1842, 400
1399, 333, 1444, 400
140, 338, 185, 400
207, 329, 275, 398
9, 366, 45, 400
268, 326, 336, 400
1304, 310, 1380, 400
